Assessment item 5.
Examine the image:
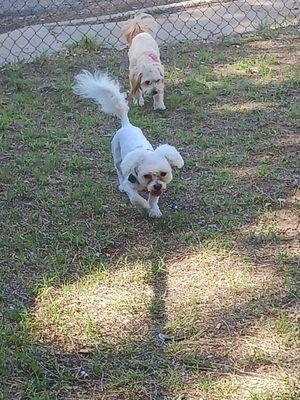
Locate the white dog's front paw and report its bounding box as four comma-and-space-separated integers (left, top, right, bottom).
148, 206, 162, 218
153, 102, 166, 111
130, 195, 149, 211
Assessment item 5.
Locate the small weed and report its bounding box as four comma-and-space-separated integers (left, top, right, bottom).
250, 394, 270, 400
198, 377, 215, 391
110, 293, 139, 315
111, 369, 147, 391
257, 162, 272, 179
274, 313, 300, 347
2, 66, 31, 91
246, 347, 270, 366
160, 367, 184, 392
195, 49, 214, 64
287, 97, 300, 126
275, 252, 299, 294
69, 36, 101, 51
231, 55, 277, 78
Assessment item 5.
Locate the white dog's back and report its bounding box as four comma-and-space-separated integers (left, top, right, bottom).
114, 124, 153, 160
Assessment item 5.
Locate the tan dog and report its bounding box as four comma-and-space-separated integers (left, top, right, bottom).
122, 13, 166, 110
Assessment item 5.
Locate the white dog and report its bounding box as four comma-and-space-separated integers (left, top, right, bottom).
122, 13, 166, 110
73, 71, 183, 218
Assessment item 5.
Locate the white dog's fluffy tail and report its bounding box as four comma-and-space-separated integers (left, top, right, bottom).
122, 13, 158, 45
73, 70, 130, 126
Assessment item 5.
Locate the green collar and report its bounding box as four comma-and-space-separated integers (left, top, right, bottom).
128, 173, 139, 184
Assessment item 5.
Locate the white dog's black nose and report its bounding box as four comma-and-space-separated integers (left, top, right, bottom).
152, 89, 158, 95
154, 183, 162, 190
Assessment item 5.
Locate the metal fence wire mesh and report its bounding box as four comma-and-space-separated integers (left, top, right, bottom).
0, 0, 299, 64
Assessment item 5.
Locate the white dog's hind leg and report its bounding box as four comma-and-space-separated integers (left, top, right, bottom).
148, 194, 162, 218
153, 92, 166, 111
112, 137, 125, 191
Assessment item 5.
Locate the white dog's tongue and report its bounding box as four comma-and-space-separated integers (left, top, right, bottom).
152, 190, 162, 197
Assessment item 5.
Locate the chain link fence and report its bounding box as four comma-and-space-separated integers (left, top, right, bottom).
0, 0, 299, 64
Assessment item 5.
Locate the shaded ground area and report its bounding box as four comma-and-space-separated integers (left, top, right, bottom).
0, 0, 178, 33
0, 26, 299, 399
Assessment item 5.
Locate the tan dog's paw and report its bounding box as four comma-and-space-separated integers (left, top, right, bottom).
133, 97, 145, 107
153, 98, 166, 111
154, 103, 166, 111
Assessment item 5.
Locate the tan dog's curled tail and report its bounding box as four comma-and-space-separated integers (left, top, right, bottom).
122, 13, 158, 46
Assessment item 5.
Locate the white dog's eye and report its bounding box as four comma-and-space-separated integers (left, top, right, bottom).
144, 80, 150, 85
155, 79, 160, 83
161, 172, 167, 177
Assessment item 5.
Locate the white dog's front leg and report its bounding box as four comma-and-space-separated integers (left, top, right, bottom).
148, 194, 162, 218
153, 92, 165, 111
130, 191, 149, 211
122, 181, 149, 211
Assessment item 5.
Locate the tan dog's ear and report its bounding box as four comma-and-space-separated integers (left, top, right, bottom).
129, 73, 142, 99
159, 64, 164, 78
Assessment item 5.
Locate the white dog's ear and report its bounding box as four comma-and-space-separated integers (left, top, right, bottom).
156, 144, 184, 168
121, 149, 145, 177
129, 73, 142, 98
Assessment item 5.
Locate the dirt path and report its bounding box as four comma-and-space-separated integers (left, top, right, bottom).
0, 0, 178, 33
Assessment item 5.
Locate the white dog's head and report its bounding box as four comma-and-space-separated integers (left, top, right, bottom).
121, 144, 183, 197
130, 63, 164, 99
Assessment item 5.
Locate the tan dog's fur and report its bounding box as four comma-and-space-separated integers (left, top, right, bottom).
122, 13, 166, 110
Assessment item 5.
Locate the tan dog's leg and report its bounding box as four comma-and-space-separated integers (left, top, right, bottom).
129, 73, 144, 107
153, 92, 165, 110
133, 89, 144, 107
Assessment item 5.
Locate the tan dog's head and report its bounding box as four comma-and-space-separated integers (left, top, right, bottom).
130, 63, 164, 99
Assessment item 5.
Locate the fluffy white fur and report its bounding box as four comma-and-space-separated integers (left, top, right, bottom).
122, 13, 166, 111
73, 70, 183, 218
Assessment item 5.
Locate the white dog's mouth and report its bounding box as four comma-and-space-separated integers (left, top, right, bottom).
149, 181, 166, 197
151, 188, 163, 197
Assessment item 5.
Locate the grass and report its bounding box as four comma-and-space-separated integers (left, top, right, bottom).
0, 26, 299, 399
